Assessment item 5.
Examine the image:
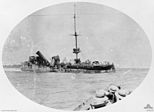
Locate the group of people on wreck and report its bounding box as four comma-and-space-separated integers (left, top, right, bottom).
74, 84, 131, 110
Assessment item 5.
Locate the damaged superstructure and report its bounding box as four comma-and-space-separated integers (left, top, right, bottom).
21, 4, 115, 73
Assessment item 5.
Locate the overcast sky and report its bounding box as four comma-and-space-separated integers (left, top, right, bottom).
2, 2, 152, 68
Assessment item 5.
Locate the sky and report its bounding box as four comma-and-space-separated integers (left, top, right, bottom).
2, 2, 152, 68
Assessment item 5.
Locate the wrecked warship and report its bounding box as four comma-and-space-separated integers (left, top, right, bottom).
21, 4, 115, 73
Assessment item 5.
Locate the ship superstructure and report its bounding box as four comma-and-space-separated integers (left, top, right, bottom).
21, 3, 115, 73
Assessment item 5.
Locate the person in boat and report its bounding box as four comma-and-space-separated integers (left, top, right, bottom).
107, 85, 132, 102
115, 89, 132, 101
90, 89, 111, 109
106, 85, 121, 103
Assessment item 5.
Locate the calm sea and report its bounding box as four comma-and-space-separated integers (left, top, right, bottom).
4, 68, 149, 110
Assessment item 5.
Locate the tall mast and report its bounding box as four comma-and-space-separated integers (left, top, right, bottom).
73, 3, 80, 64
74, 4, 77, 51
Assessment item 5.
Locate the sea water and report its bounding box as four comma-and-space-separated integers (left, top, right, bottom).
4, 68, 149, 110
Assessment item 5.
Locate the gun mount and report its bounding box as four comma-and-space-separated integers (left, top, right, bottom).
36, 51, 50, 66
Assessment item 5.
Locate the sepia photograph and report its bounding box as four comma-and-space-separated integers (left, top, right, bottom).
2, 2, 152, 111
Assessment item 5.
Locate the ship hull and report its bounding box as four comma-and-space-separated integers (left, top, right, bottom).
21, 65, 51, 73
21, 64, 115, 73
66, 64, 115, 71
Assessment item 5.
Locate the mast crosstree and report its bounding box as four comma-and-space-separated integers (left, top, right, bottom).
73, 3, 81, 64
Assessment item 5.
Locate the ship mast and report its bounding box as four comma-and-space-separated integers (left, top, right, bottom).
73, 3, 81, 64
